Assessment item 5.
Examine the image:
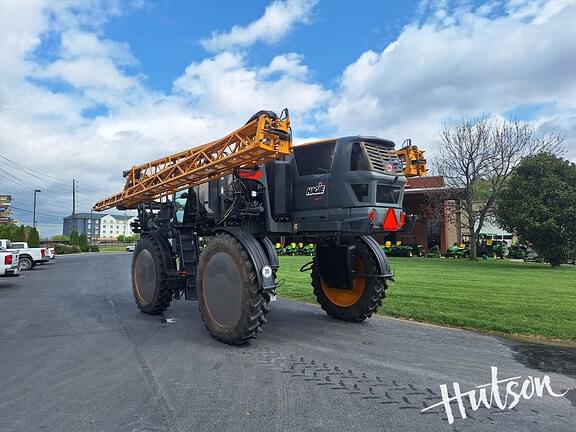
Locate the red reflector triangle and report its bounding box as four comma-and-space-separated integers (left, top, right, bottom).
382, 208, 399, 231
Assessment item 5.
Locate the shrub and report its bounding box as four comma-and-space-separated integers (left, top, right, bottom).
54, 244, 81, 254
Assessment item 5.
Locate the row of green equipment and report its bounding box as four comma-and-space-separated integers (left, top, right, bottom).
275, 242, 315, 256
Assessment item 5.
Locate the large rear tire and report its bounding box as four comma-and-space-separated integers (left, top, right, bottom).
312, 238, 386, 322
131, 235, 172, 315
197, 233, 269, 345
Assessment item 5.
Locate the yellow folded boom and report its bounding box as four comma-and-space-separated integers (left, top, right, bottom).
93, 111, 292, 211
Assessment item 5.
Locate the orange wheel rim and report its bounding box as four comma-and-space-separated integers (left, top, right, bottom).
320, 257, 365, 307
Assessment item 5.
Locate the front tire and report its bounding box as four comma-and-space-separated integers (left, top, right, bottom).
312, 238, 386, 322
197, 233, 269, 345
131, 236, 172, 315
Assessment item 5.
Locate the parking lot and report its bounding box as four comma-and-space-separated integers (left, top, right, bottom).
0, 253, 574, 431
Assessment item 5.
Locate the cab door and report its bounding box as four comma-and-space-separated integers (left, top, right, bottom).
291, 140, 337, 214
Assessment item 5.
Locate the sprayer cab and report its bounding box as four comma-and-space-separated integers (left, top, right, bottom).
263, 136, 408, 235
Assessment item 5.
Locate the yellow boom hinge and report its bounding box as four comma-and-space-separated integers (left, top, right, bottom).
94, 110, 292, 211
396, 139, 427, 177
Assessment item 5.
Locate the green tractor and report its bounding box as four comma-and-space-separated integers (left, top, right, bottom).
382, 240, 414, 257
285, 242, 301, 256
491, 240, 508, 259
302, 243, 315, 256
444, 242, 469, 258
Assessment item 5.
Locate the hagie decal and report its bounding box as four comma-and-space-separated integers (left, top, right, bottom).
306, 181, 326, 196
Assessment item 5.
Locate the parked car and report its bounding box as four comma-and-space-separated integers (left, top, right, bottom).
0, 250, 20, 277
44, 246, 56, 261
0, 240, 47, 271
126, 245, 135, 252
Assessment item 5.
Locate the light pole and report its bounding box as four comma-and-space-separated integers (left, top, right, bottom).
33, 189, 41, 229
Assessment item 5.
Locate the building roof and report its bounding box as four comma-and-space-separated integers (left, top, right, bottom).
63, 213, 135, 220
403, 175, 464, 198
103, 214, 135, 221
405, 176, 445, 189
64, 213, 105, 220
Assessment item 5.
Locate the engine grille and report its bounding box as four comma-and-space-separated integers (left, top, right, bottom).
362, 142, 404, 175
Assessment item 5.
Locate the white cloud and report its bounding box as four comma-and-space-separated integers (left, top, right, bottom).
325, 0, 576, 158
200, 0, 317, 52
173, 51, 329, 130
59, 31, 137, 65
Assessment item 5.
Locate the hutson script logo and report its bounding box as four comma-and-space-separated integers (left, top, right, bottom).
306, 180, 326, 196
422, 366, 569, 424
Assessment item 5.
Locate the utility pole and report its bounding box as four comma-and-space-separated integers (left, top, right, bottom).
90, 208, 93, 247
71, 179, 76, 234
33, 189, 41, 229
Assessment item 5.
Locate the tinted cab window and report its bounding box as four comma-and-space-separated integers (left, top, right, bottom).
293, 141, 336, 175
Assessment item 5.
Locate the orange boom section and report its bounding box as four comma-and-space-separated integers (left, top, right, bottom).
93, 111, 292, 211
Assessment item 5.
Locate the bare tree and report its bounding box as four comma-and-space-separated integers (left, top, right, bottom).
434, 117, 563, 260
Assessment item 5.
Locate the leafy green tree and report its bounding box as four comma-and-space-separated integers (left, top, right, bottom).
69, 230, 80, 246
496, 153, 576, 267
27, 227, 40, 247
117, 235, 125, 242
51, 234, 69, 241
78, 233, 89, 252
15, 225, 26, 242
0, 224, 15, 240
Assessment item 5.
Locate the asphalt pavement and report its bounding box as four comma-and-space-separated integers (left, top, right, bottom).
0, 253, 574, 432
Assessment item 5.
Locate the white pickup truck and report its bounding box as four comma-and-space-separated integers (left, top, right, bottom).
0, 240, 47, 271
0, 250, 19, 277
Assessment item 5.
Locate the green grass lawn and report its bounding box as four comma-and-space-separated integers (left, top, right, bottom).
277, 256, 576, 343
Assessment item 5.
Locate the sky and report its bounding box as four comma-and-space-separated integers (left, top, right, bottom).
1, 0, 575, 238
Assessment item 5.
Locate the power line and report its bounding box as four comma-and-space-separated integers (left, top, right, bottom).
0, 168, 77, 208
0, 154, 63, 186
0, 153, 100, 193
0, 168, 39, 189
0, 165, 70, 193
11, 205, 64, 219
0, 154, 69, 186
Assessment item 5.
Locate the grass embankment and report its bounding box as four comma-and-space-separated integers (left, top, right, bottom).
277, 256, 576, 342
99, 245, 130, 253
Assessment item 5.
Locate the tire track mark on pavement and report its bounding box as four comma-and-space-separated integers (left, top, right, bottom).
252, 349, 536, 426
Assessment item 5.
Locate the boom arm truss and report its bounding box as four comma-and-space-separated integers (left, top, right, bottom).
94, 111, 291, 211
